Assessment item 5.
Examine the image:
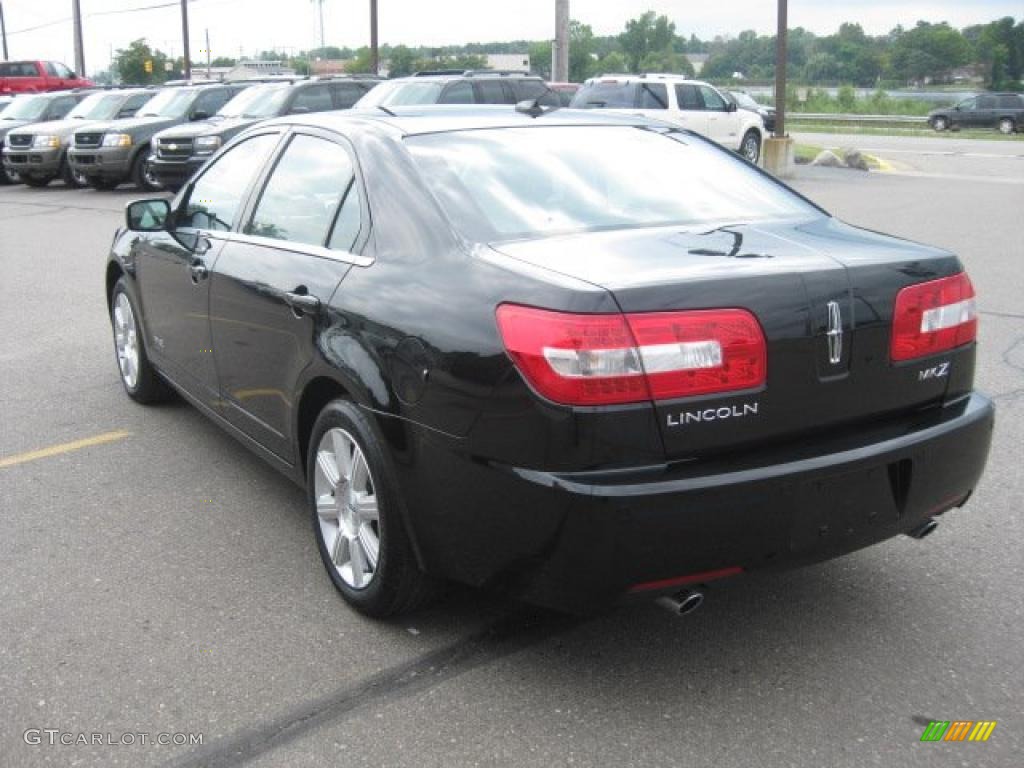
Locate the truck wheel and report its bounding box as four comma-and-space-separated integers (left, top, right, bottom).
740, 130, 761, 164
998, 118, 1015, 135
132, 153, 163, 192
932, 116, 948, 131
22, 175, 52, 188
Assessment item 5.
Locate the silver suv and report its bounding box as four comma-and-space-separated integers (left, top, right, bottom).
571, 75, 765, 163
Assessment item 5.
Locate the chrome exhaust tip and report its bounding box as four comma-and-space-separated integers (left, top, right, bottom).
908, 518, 939, 540
655, 588, 705, 616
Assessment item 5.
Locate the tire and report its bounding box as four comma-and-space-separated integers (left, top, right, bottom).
90, 177, 121, 191
932, 116, 948, 132
109, 278, 172, 404
740, 129, 761, 164
21, 175, 52, 187
308, 399, 436, 617
998, 117, 1015, 135
62, 160, 88, 188
132, 152, 163, 192
1, 167, 21, 185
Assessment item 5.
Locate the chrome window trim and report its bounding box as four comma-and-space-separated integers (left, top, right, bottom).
226, 231, 373, 267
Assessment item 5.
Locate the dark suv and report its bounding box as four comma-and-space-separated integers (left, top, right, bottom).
929, 93, 1024, 134
148, 76, 380, 190
354, 70, 558, 109
1, 90, 94, 183
3, 88, 154, 187
67, 82, 250, 190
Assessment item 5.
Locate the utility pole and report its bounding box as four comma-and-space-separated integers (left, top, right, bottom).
180, 0, 191, 79
773, 0, 787, 137
205, 28, 211, 79
554, 0, 569, 82
317, 0, 325, 51
1, 2, 9, 61
72, 0, 86, 76
369, 0, 379, 75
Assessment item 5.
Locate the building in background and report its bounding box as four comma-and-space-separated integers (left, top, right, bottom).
485, 53, 531, 72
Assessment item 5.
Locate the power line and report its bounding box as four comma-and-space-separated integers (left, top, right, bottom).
6, 0, 206, 35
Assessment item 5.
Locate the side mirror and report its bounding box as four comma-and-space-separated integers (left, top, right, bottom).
726, 101, 738, 112
126, 199, 170, 232
189, 110, 210, 121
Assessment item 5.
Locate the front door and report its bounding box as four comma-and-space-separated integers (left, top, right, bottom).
672, 83, 710, 135
135, 131, 281, 401
211, 131, 365, 461
698, 84, 737, 147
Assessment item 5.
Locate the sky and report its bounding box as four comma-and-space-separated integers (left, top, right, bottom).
2, 0, 1021, 75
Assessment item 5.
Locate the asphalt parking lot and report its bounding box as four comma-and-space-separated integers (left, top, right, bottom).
1, 137, 1022, 768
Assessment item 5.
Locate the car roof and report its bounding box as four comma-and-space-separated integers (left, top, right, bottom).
584, 74, 712, 85
261, 104, 657, 137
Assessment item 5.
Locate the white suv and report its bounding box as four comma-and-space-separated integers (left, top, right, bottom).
570, 75, 766, 164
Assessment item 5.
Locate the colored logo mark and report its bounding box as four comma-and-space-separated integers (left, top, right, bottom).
920, 720, 997, 742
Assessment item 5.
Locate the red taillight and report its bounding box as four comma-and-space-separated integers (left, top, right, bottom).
495, 305, 767, 406
891, 272, 977, 362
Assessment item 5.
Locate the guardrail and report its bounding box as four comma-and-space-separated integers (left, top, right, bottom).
787, 112, 927, 125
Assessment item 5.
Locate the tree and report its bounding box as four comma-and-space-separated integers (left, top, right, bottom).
598, 51, 627, 74
345, 47, 376, 74
639, 49, 693, 76
115, 39, 169, 85
619, 12, 678, 73
528, 40, 552, 79
210, 56, 236, 67
569, 20, 596, 82
388, 45, 418, 77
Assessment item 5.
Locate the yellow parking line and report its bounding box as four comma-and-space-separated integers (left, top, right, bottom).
0, 430, 131, 469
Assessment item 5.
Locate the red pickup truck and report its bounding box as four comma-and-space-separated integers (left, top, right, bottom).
0, 61, 93, 94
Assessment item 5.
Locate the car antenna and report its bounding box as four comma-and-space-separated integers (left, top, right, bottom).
377, 105, 397, 116
515, 91, 561, 118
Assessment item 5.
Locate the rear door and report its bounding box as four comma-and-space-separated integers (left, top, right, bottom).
475, 79, 512, 105
210, 130, 363, 460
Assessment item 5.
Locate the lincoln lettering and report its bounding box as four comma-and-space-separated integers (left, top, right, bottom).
667, 402, 760, 427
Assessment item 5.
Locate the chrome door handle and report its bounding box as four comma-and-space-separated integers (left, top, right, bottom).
284, 291, 321, 316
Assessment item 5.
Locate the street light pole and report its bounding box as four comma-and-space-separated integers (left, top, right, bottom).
180, 0, 191, 79
369, 0, 378, 75
1, 2, 9, 61
773, 0, 788, 137
72, 0, 86, 76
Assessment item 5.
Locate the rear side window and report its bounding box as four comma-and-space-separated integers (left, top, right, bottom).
0, 62, 40, 77
293, 85, 333, 112
247, 135, 355, 247
438, 81, 475, 104
181, 134, 279, 231
675, 84, 702, 110
328, 182, 362, 252
331, 83, 367, 109
476, 80, 509, 104
996, 95, 1022, 109
639, 83, 668, 109
571, 82, 637, 109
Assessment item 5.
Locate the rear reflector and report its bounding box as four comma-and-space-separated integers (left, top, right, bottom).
496, 305, 766, 406
629, 566, 744, 593
891, 272, 977, 362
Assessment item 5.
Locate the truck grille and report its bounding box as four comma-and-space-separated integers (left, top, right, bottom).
156, 138, 194, 160
7, 134, 32, 148
75, 133, 103, 148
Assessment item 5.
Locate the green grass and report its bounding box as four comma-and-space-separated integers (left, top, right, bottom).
794, 143, 824, 163
787, 122, 1024, 141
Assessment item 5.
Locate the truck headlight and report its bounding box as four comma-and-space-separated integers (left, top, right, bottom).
101, 133, 133, 148
194, 136, 222, 154
33, 135, 60, 149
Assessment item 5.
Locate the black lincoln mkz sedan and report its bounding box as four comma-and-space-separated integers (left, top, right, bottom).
106, 107, 993, 617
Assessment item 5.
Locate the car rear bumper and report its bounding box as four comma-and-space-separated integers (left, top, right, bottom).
2, 146, 62, 176
397, 392, 994, 613
147, 154, 207, 186
67, 146, 133, 178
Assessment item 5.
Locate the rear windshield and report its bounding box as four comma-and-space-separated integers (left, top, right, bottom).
138, 88, 197, 118
356, 80, 445, 107
570, 82, 639, 109
1, 95, 47, 120
219, 84, 291, 118
406, 126, 819, 242
68, 93, 128, 120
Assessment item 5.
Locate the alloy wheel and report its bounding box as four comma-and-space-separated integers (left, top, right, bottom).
113, 293, 139, 389
742, 133, 760, 163
314, 428, 380, 590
